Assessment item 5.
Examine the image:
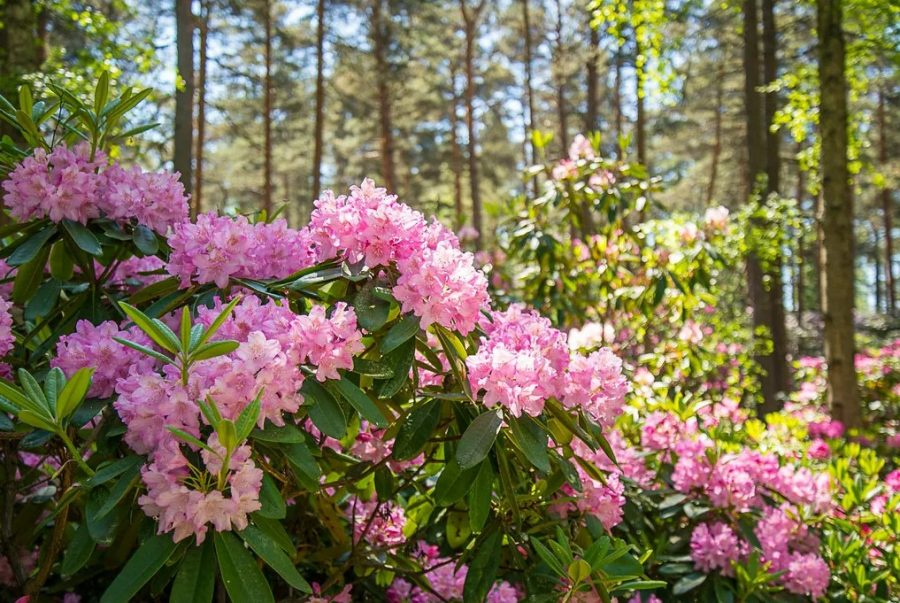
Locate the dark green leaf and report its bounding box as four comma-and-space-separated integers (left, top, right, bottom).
61, 523, 95, 578
381, 314, 421, 353
258, 474, 286, 519
468, 461, 493, 532
8, 226, 57, 266
133, 224, 158, 255
392, 399, 441, 461
213, 531, 275, 603
95, 461, 141, 518
240, 525, 312, 593
251, 423, 306, 444
24, 278, 60, 321
170, 538, 216, 603
63, 220, 102, 256
331, 377, 388, 428
302, 379, 346, 439
100, 532, 178, 603
376, 338, 415, 399
463, 528, 502, 602
456, 410, 503, 470
12, 245, 49, 305
85, 456, 144, 488
433, 460, 480, 506
509, 416, 550, 473
352, 357, 394, 378
672, 572, 707, 595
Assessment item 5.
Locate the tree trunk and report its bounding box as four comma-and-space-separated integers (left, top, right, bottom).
174, 0, 194, 195
459, 0, 486, 247
634, 37, 646, 168
449, 62, 464, 230
312, 0, 326, 202
262, 0, 273, 214
879, 87, 896, 314
521, 0, 539, 195
706, 61, 725, 206
553, 0, 569, 155
0, 0, 45, 141
372, 0, 396, 192
817, 0, 859, 428
761, 0, 790, 407
193, 0, 209, 216
586, 23, 599, 133
873, 222, 882, 312
613, 42, 624, 158
796, 147, 805, 325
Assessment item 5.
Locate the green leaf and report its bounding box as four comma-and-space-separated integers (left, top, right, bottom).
285, 441, 321, 490
12, 245, 50, 305
43, 367, 65, 407
235, 395, 261, 442
62, 220, 102, 256
167, 427, 214, 453
302, 379, 347, 439
251, 515, 295, 555
100, 532, 178, 603
381, 314, 421, 353
213, 531, 275, 603
376, 337, 415, 399
197, 296, 242, 348
433, 460, 480, 506
189, 340, 239, 361
352, 357, 394, 378
118, 302, 179, 353
24, 277, 61, 321
61, 522, 95, 578
85, 456, 144, 488
114, 337, 175, 365
611, 580, 668, 594
8, 226, 57, 266
94, 71, 110, 114
133, 224, 158, 255
467, 460, 493, 532
392, 399, 441, 461
258, 474, 286, 519
456, 410, 503, 470
463, 528, 502, 602
331, 377, 388, 428
352, 282, 391, 331
509, 416, 550, 473
672, 572, 707, 595
95, 461, 141, 518
0, 380, 30, 409
239, 525, 312, 593
250, 423, 306, 444
55, 367, 94, 421
178, 306, 192, 351
18, 369, 48, 413
49, 240, 75, 280
170, 538, 216, 603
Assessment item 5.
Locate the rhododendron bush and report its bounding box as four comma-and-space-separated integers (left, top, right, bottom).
0, 80, 661, 602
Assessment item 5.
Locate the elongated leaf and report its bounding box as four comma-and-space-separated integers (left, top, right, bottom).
468, 460, 493, 532
433, 460, 480, 506
392, 399, 441, 461
49, 240, 74, 280
251, 515, 295, 555
62, 220, 102, 256
113, 337, 175, 365
18, 369, 48, 413
250, 423, 306, 444
43, 367, 65, 407
381, 314, 421, 353
456, 410, 503, 470
0, 380, 30, 409
100, 533, 178, 603
170, 538, 216, 603
118, 302, 179, 353
463, 528, 502, 602
12, 246, 49, 305
672, 572, 707, 595
8, 226, 57, 266
85, 456, 144, 488
189, 340, 239, 362
24, 278, 60, 321
95, 462, 141, 518
376, 338, 415, 399
56, 367, 94, 421
509, 416, 550, 473
61, 522, 95, 578
133, 224, 158, 255
214, 531, 274, 603
196, 296, 242, 347
285, 442, 321, 491
352, 357, 394, 378
301, 379, 346, 439
167, 427, 214, 453
235, 395, 261, 442
330, 377, 388, 428
240, 525, 312, 593
258, 474, 286, 519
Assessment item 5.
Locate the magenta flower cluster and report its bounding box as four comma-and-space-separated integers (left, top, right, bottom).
2, 143, 188, 232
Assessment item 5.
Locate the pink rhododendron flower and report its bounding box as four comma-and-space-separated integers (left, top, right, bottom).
690, 522, 747, 575
348, 497, 407, 549
0, 297, 13, 358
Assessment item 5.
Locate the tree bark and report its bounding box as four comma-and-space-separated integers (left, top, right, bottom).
706, 60, 725, 206
459, 0, 487, 247
879, 87, 896, 313
372, 0, 396, 192
613, 41, 624, 157
193, 0, 210, 216
586, 23, 600, 133
312, 0, 326, 202
262, 0, 274, 214
521, 0, 539, 195
449, 62, 464, 230
0, 0, 45, 141
796, 147, 805, 325
553, 0, 569, 155
634, 37, 646, 168
174, 0, 194, 195
761, 0, 790, 407
873, 221, 882, 312
817, 0, 859, 428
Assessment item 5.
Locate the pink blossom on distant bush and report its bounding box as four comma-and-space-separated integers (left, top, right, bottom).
807, 439, 831, 459
53, 319, 156, 398
348, 497, 406, 548
106, 255, 167, 288
0, 297, 13, 358
562, 348, 628, 427
2, 144, 105, 223
808, 419, 844, 439
690, 522, 746, 576
884, 469, 900, 492
784, 553, 830, 599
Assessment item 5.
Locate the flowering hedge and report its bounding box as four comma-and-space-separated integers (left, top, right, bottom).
0, 79, 663, 602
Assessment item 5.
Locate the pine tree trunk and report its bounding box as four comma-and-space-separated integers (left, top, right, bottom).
761, 0, 790, 409
0, 0, 45, 142
553, 0, 569, 155
613, 42, 624, 157
449, 62, 464, 230
174, 0, 194, 195
372, 0, 396, 192
586, 24, 599, 133
521, 0, 539, 195
634, 37, 646, 168
193, 0, 209, 216
817, 0, 860, 428
460, 0, 486, 247
879, 88, 896, 314
873, 222, 882, 312
262, 0, 273, 214
312, 0, 326, 202
706, 61, 725, 206
796, 148, 806, 325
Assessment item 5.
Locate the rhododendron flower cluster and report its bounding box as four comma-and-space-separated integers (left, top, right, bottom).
348, 497, 407, 549
2, 143, 188, 231
0, 296, 13, 359
755, 505, 830, 598
467, 305, 627, 421
689, 522, 747, 576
